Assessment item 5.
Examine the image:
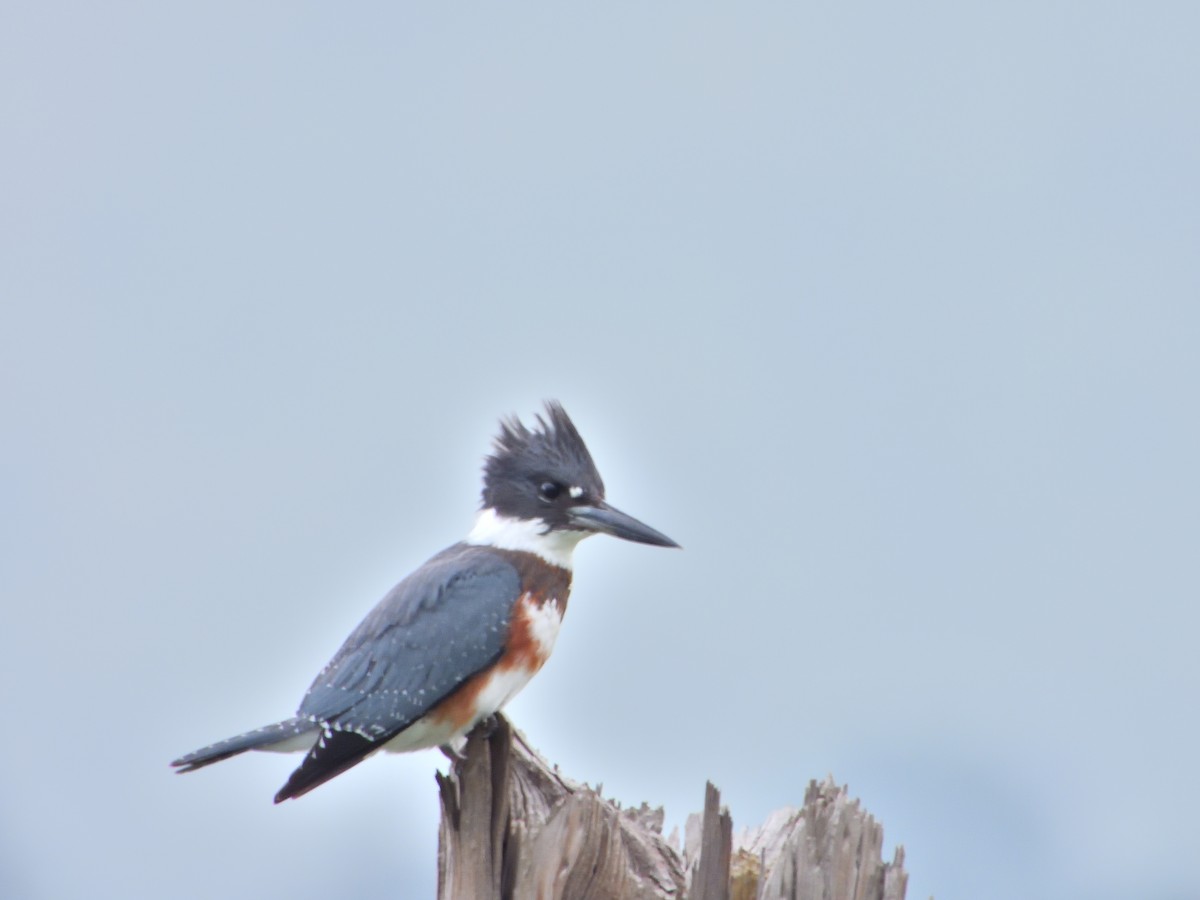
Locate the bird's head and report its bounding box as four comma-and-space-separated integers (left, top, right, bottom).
472, 401, 678, 558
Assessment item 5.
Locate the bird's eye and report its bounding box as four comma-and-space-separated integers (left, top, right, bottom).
538, 481, 562, 502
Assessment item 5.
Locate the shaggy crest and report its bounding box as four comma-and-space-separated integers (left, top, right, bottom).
481, 401, 605, 511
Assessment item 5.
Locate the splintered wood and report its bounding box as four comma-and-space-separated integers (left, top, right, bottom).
718, 779, 908, 900
437, 716, 684, 899
436, 716, 908, 900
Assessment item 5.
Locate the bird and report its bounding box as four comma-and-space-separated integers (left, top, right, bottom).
172, 401, 679, 803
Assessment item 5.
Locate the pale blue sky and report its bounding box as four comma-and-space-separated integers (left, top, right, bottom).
3, 4, 1198, 899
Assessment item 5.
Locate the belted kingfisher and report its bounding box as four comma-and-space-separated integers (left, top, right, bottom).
172, 401, 678, 803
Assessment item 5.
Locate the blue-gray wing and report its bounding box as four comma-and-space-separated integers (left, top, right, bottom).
296, 543, 521, 739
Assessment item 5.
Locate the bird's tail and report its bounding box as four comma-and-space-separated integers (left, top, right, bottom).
171, 718, 317, 773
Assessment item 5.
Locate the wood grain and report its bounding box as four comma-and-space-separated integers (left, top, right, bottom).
436, 717, 909, 900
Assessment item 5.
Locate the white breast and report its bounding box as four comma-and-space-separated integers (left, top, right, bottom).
524, 596, 563, 658
473, 595, 563, 714
383, 595, 565, 754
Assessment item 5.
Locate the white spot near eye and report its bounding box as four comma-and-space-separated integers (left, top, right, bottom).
569, 485, 583, 498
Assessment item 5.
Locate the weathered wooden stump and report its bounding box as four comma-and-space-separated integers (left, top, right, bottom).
716, 779, 908, 900
436, 716, 909, 900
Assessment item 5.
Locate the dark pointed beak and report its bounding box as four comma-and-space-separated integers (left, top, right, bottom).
567, 502, 680, 548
